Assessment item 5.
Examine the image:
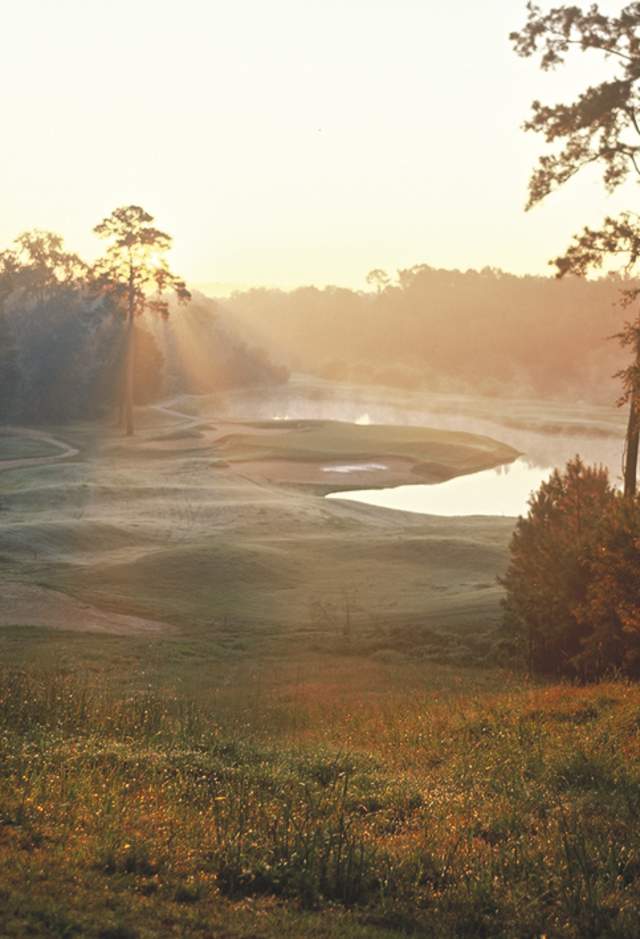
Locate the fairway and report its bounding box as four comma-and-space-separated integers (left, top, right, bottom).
0, 397, 517, 664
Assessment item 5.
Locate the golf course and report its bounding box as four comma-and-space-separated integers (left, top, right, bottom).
6, 0, 640, 932
3, 382, 640, 939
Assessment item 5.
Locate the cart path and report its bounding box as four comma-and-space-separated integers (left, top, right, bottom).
0, 427, 79, 473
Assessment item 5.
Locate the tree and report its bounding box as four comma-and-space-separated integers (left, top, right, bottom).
11, 290, 122, 423
0, 232, 88, 422
13, 230, 86, 299
93, 206, 190, 436
501, 457, 615, 676
365, 268, 390, 294
575, 495, 640, 677
512, 3, 640, 495
0, 230, 86, 304
0, 251, 19, 420
0, 309, 18, 421
2, 230, 122, 423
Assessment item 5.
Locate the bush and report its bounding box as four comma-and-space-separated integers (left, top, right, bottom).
575, 496, 640, 678
501, 457, 618, 677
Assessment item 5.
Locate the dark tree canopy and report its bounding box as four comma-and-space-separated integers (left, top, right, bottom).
0, 220, 287, 426
512, 2, 640, 209
512, 3, 640, 496
93, 205, 191, 435
93, 205, 190, 320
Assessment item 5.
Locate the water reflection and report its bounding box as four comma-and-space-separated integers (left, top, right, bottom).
200, 377, 628, 515
208, 377, 626, 481
326, 458, 552, 517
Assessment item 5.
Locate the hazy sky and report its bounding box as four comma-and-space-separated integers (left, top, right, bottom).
1, 0, 633, 291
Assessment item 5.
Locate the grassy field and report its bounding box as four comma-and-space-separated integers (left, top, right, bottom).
212, 419, 516, 478
0, 400, 516, 655
2, 389, 636, 936
2, 653, 640, 938
0, 433, 62, 461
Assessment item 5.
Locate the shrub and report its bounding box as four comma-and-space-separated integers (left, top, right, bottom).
575, 497, 640, 678
501, 457, 616, 677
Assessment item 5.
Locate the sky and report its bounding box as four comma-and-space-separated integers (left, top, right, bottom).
0, 0, 634, 291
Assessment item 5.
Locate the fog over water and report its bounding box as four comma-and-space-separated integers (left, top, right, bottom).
208, 377, 628, 516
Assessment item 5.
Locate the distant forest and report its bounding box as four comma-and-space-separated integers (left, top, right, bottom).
2, 248, 635, 426
219, 265, 633, 404
0, 233, 287, 425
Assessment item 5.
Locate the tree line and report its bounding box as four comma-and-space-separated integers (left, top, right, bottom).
0, 207, 287, 432
219, 266, 630, 403
3, 2, 640, 681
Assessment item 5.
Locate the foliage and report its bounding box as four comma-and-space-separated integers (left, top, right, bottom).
11, 290, 123, 423
2, 229, 87, 300
0, 222, 288, 425
511, 2, 640, 209
93, 206, 190, 319
502, 456, 640, 677
365, 268, 390, 293
93, 206, 191, 435
576, 495, 640, 676
221, 266, 629, 401
0, 230, 123, 423
508, 5, 640, 680
0, 309, 18, 421
502, 457, 615, 676
512, 3, 640, 493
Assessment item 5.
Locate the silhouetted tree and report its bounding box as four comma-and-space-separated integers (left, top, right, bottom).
93, 206, 190, 436
0, 310, 18, 421
512, 2, 640, 495
366, 269, 390, 294
11, 230, 86, 300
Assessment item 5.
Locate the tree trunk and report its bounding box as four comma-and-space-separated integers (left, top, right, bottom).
624, 388, 639, 498
124, 310, 135, 436
124, 261, 136, 437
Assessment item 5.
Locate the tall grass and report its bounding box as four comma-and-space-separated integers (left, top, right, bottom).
2, 668, 640, 937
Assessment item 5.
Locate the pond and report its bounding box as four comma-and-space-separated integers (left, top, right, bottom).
202, 376, 627, 517
325, 457, 552, 517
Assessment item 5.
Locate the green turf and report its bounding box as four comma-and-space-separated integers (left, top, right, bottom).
0, 434, 61, 461
0, 407, 516, 655
1, 391, 637, 937
215, 419, 518, 470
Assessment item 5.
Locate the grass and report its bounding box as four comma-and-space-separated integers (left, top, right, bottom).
214, 419, 518, 474
2, 656, 640, 938
0, 406, 515, 643
0, 434, 61, 461
3, 389, 636, 936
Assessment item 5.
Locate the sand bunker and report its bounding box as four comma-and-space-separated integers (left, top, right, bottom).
323, 463, 389, 473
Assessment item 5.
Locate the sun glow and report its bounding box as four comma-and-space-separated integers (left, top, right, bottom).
151, 309, 216, 397
1, 0, 632, 288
